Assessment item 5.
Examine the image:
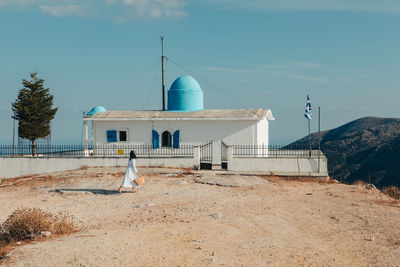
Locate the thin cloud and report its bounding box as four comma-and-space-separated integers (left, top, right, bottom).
282, 73, 326, 83
211, 0, 400, 13
0, 0, 187, 20
107, 0, 187, 20
240, 90, 276, 96
205, 66, 327, 83
39, 4, 82, 17
287, 61, 324, 69
0, 0, 35, 6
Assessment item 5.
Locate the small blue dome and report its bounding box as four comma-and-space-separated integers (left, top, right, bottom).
168, 76, 204, 112
170, 75, 202, 91
87, 106, 106, 116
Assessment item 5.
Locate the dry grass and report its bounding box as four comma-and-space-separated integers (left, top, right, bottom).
182, 168, 193, 175
382, 186, 400, 200
0, 244, 11, 260
0, 208, 76, 245
111, 172, 125, 177
353, 180, 367, 186
257, 175, 330, 184
0, 208, 77, 263
0, 175, 58, 188
175, 168, 193, 178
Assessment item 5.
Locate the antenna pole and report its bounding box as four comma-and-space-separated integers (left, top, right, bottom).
161, 36, 166, 111
318, 106, 321, 173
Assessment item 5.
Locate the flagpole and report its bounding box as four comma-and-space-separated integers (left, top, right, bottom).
305, 94, 312, 158
308, 119, 311, 157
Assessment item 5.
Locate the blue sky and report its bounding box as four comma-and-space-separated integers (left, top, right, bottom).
0, 0, 399, 145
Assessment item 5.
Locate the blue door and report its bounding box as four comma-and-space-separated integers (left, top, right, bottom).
152, 130, 159, 148
173, 130, 180, 148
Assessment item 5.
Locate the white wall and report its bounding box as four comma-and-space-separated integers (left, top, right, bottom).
256, 118, 269, 145
0, 148, 200, 179
92, 119, 269, 147
227, 148, 328, 176
228, 157, 328, 176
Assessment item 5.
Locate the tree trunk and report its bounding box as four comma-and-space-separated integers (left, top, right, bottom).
31, 139, 36, 156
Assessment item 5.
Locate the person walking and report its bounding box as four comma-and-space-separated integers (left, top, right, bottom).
118, 150, 139, 193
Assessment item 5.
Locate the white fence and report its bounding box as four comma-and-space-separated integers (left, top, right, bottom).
0, 145, 329, 179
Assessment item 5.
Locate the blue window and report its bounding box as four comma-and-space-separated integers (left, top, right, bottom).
152, 130, 159, 148
107, 130, 117, 143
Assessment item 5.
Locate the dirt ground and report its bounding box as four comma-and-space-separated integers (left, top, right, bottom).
1, 167, 399, 266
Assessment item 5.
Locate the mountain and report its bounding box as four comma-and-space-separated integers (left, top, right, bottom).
289, 117, 400, 188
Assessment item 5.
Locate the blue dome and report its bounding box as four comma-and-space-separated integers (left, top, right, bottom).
168, 76, 204, 112
170, 75, 202, 91
87, 106, 107, 116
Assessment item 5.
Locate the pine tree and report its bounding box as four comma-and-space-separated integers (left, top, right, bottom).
11, 72, 58, 156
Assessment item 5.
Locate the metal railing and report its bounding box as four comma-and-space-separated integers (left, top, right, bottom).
232, 145, 324, 158
0, 144, 194, 158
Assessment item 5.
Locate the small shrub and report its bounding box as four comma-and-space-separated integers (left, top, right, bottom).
52, 211, 76, 235
1, 208, 53, 243
0, 208, 76, 245
382, 186, 400, 200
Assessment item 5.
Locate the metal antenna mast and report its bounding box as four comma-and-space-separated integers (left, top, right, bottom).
161, 36, 166, 111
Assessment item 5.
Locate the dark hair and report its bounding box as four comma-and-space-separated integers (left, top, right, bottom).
129, 150, 136, 160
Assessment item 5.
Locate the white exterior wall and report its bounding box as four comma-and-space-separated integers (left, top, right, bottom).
92, 119, 269, 146
228, 157, 328, 176
227, 148, 328, 176
256, 118, 269, 145
0, 150, 200, 179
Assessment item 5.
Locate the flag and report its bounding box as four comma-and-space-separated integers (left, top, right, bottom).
304, 95, 312, 120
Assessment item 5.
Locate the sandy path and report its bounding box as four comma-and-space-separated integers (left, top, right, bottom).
1, 167, 399, 266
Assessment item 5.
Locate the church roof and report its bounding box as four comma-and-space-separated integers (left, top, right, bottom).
84, 109, 274, 121
170, 75, 202, 91
168, 75, 204, 112
86, 106, 107, 116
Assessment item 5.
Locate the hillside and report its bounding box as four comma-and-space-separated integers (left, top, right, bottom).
289, 117, 400, 188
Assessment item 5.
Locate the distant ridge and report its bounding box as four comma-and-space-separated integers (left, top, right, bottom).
289, 117, 400, 188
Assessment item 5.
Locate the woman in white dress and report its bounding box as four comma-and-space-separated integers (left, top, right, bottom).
118, 150, 139, 193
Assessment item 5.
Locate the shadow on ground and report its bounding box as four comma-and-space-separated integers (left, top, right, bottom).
49, 188, 120, 195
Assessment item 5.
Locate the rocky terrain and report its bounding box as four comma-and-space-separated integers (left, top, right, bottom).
1, 167, 399, 266
290, 117, 400, 188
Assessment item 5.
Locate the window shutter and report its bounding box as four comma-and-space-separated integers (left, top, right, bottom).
173, 130, 180, 148
152, 130, 159, 148
107, 130, 117, 143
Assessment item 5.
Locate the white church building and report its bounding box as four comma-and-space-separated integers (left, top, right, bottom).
81, 75, 327, 175
83, 75, 274, 149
